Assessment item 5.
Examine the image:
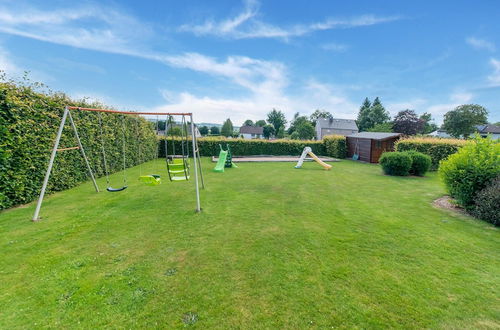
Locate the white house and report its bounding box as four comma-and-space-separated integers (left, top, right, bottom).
239, 125, 264, 139
316, 118, 359, 139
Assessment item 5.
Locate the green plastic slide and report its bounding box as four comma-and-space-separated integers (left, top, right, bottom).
213, 149, 228, 172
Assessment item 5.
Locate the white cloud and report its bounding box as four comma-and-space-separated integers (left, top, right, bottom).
385, 99, 427, 116
0, 46, 19, 74
0, 3, 152, 56
466, 37, 496, 52
450, 91, 473, 103
424, 92, 475, 124
155, 79, 358, 124
488, 58, 500, 86
179, 0, 401, 40
321, 43, 349, 52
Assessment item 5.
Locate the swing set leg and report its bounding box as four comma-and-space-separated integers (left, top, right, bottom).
32, 107, 99, 222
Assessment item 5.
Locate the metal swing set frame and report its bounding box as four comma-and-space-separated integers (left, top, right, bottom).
32, 106, 204, 222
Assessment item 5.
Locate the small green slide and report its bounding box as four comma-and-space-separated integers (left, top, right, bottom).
213, 149, 228, 172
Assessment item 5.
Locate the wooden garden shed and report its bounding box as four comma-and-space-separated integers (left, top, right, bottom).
346, 132, 402, 163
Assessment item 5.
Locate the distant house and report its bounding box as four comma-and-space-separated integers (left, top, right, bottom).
346, 132, 402, 163
476, 124, 500, 139
316, 118, 358, 139
428, 128, 451, 138
239, 125, 264, 139
429, 124, 500, 140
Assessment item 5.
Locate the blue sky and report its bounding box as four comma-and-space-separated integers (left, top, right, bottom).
0, 0, 499, 125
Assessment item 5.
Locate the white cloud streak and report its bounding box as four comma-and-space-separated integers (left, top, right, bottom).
321, 43, 349, 52
179, 0, 401, 40
466, 37, 496, 52
488, 58, 500, 86
0, 3, 152, 56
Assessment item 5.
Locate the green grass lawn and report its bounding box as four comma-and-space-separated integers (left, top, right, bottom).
0, 158, 498, 328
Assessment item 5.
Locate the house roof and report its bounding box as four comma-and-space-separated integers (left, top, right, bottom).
316, 118, 358, 130
239, 125, 264, 134
477, 124, 500, 134
346, 132, 402, 140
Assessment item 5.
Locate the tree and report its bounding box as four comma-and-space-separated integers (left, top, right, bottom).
255, 120, 267, 127
263, 124, 275, 139
221, 118, 234, 137
266, 108, 287, 133
392, 110, 424, 135
310, 109, 333, 126
198, 125, 209, 135
276, 126, 285, 139
443, 104, 488, 138
368, 97, 391, 127
157, 120, 166, 131
420, 112, 439, 134
290, 131, 300, 140
296, 121, 316, 139
243, 119, 254, 126
367, 122, 394, 132
356, 97, 372, 131
288, 112, 310, 135
210, 126, 220, 135
169, 126, 183, 136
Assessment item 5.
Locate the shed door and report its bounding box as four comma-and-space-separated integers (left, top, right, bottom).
347, 137, 371, 162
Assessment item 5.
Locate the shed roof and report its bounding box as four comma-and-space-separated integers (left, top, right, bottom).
316, 118, 358, 130
346, 132, 402, 140
239, 125, 264, 134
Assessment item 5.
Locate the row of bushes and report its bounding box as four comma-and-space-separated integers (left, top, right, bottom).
395, 137, 466, 170
158, 135, 348, 159
439, 136, 499, 225
0, 80, 157, 210
323, 135, 347, 159
379, 151, 432, 176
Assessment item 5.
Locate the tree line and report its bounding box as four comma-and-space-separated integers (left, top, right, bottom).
193, 97, 493, 140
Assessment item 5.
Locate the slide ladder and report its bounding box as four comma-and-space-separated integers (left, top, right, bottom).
295, 147, 332, 170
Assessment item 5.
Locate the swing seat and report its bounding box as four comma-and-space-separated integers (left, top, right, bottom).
139, 175, 161, 186
352, 154, 359, 160
171, 175, 189, 181
107, 186, 128, 192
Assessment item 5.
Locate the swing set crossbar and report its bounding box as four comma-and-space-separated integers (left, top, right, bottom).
67, 106, 192, 116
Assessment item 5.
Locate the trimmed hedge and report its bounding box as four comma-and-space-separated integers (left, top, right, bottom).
395, 137, 466, 170
471, 177, 499, 226
158, 137, 326, 158
379, 152, 413, 176
323, 135, 347, 159
405, 151, 432, 176
439, 136, 500, 210
0, 81, 156, 210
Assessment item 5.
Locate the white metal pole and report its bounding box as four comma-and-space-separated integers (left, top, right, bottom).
190, 115, 201, 212
68, 110, 99, 193
32, 107, 69, 221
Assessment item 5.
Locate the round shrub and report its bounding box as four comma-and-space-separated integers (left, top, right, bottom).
471, 177, 499, 226
379, 152, 412, 176
439, 136, 500, 210
406, 151, 431, 176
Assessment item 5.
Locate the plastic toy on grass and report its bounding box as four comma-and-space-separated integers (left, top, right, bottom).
295, 146, 332, 170
214, 144, 238, 172
139, 174, 161, 186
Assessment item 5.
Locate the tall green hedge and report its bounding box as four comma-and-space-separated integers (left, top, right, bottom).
323, 135, 347, 159
0, 81, 156, 210
395, 137, 466, 170
159, 137, 326, 158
